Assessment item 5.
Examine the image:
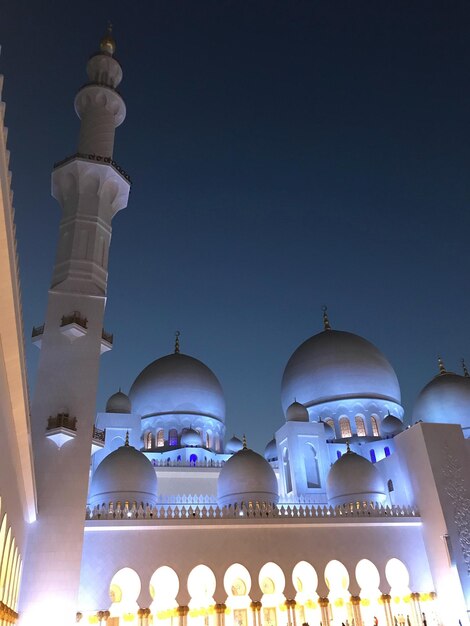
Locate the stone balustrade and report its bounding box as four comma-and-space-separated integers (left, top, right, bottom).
86, 501, 419, 521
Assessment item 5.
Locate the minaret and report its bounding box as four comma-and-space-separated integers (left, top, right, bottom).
21, 28, 130, 626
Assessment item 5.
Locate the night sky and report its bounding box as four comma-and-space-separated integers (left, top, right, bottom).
2, 1, 470, 453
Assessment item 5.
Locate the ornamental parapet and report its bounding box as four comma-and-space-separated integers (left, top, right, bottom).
53, 152, 131, 184
47, 413, 77, 432
61, 311, 87, 329
92, 425, 106, 443
85, 501, 420, 522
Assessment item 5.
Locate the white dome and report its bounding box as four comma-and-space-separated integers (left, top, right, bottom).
130, 353, 225, 423
381, 413, 404, 435
326, 449, 386, 507
281, 329, 401, 414
286, 401, 309, 422
181, 428, 203, 447
225, 436, 243, 454
106, 390, 131, 414
412, 371, 470, 430
264, 438, 278, 461
89, 444, 158, 507
217, 447, 279, 508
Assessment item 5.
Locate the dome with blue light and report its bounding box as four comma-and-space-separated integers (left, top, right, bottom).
413, 363, 470, 431
88, 440, 158, 507
326, 446, 386, 507
130, 352, 225, 422
281, 326, 401, 415
217, 444, 279, 508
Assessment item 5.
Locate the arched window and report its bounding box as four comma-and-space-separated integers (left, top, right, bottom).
371, 415, 379, 437
168, 429, 178, 446
145, 432, 152, 449
339, 417, 352, 438
384, 446, 391, 457
355, 415, 366, 437
283, 448, 292, 493
304, 443, 320, 488
156, 429, 164, 447
370, 449, 376, 463
336, 450, 342, 460
189, 454, 197, 466
206, 432, 210, 448
387, 479, 394, 492
324, 417, 336, 437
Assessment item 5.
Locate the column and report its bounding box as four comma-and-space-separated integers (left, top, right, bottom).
318, 598, 330, 626
215, 603, 227, 626
178, 605, 190, 626
380, 594, 393, 626
350, 596, 362, 626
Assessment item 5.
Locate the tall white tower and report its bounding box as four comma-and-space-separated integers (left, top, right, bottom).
21, 28, 130, 626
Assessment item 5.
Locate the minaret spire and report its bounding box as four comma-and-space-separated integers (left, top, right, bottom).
462, 358, 469, 378
174, 330, 181, 354
322, 305, 331, 331
438, 355, 447, 375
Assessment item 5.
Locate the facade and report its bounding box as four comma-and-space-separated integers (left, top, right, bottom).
0, 29, 469, 626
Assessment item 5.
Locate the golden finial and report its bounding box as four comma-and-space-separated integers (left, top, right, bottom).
437, 355, 446, 375
125, 430, 129, 446
174, 330, 181, 354
321, 306, 331, 331
242, 434, 247, 449
100, 22, 116, 56
462, 358, 469, 377
346, 440, 351, 453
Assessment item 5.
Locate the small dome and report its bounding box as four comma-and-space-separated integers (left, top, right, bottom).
326, 448, 386, 507
264, 438, 278, 462
217, 447, 279, 508
130, 353, 225, 423
286, 401, 309, 422
413, 371, 470, 430
106, 390, 132, 414
381, 413, 404, 435
281, 330, 401, 414
89, 443, 158, 507
181, 428, 203, 447
225, 436, 243, 454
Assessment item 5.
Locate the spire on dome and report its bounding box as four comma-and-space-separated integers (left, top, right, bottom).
242, 434, 247, 449
438, 355, 447, 375
174, 330, 181, 354
345, 440, 351, 454
125, 431, 129, 446
462, 358, 469, 377
322, 306, 331, 331
100, 22, 116, 56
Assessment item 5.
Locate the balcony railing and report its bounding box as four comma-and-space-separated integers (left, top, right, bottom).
92, 426, 106, 443
101, 329, 113, 345
47, 413, 77, 432
32, 324, 44, 338
61, 311, 87, 329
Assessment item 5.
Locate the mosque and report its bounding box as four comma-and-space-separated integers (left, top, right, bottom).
0, 27, 469, 626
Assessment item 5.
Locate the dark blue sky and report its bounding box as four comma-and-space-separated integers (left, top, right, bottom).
2, 1, 470, 452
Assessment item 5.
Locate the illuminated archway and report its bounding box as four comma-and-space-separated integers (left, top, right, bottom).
150, 566, 179, 622
385, 558, 411, 617
188, 564, 216, 626
355, 559, 384, 622
324, 560, 350, 622
292, 561, 320, 626
258, 562, 286, 626
108, 567, 141, 619
224, 563, 252, 626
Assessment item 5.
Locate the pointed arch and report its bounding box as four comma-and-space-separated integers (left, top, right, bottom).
371, 415, 379, 437
355, 415, 366, 437
339, 416, 352, 438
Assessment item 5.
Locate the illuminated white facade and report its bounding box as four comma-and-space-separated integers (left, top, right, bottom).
0, 29, 469, 626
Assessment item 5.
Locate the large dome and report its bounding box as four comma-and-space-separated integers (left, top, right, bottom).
130, 353, 225, 422
326, 448, 386, 507
217, 447, 279, 508
412, 371, 470, 430
88, 443, 158, 507
281, 329, 401, 414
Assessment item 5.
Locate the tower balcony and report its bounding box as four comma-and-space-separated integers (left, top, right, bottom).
100, 328, 113, 354
46, 413, 77, 448
91, 425, 106, 454
60, 311, 88, 341
31, 323, 44, 348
